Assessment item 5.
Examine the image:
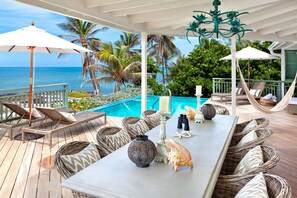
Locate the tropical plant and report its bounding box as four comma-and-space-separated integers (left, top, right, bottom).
58, 17, 108, 94
94, 41, 142, 92
148, 35, 181, 84
120, 32, 140, 57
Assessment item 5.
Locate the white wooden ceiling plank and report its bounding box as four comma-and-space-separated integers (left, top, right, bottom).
85, 0, 129, 8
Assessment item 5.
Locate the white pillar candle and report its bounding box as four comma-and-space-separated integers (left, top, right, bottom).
196, 85, 202, 95
159, 96, 169, 113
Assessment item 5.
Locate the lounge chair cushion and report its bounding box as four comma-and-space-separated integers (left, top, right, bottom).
60, 112, 77, 122
242, 119, 258, 133
24, 108, 42, 118
235, 172, 268, 198
104, 129, 132, 150
234, 146, 264, 174
250, 89, 262, 97
127, 119, 150, 139
237, 130, 258, 147
60, 143, 101, 174
236, 87, 242, 94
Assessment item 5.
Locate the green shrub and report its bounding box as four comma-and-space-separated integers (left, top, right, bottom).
68, 91, 90, 98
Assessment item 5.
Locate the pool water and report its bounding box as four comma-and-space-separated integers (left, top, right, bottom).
89, 95, 207, 118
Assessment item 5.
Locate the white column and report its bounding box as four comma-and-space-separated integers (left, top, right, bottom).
231, 37, 237, 115
281, 48, 285, 98
141, 32, 148, 114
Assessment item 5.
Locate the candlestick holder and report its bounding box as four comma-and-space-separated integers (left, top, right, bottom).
155, 111, 169, 164
194, 94, 204, 123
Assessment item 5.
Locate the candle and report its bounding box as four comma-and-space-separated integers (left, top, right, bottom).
159, 96, 169, 113
196, 85, 202, 95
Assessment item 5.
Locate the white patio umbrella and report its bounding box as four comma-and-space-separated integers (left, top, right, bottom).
0, 22, 90, 123
221, 46, 279, 88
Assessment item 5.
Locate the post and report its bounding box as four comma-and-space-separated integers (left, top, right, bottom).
64, 84, 69, 108
141, 32, 148, 114
281, 48, 286, 98
231, 37, 237, 115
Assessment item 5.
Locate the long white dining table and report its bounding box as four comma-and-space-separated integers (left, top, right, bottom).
62, 114, 238, 198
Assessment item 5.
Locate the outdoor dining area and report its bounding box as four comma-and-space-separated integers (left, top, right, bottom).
0, 98, 294, 197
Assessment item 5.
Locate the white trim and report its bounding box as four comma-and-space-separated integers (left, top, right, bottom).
141, 32, 148, 115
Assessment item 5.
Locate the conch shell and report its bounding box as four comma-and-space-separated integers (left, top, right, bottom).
185, 105, 196, 120
165, 139, 193, 171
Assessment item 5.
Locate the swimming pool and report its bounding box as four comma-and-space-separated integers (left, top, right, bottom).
89, 95, 207, 118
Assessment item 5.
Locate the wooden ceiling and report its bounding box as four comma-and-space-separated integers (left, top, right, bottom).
13, 0, 297, 41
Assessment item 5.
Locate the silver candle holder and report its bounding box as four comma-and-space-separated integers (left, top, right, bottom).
155, 111, 169, 164
194, 94, 204, 123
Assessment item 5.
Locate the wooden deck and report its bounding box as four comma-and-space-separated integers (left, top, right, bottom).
0, 104, 296, 198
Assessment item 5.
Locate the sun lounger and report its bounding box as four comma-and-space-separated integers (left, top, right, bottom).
22, 107, 106, 146
211, 82, 243, 102
226, 81, 266, 105
0, 102, 44, 140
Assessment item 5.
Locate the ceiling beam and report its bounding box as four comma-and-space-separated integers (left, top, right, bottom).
21, 0, 144, 32
99, 0, 178, 13
246, 10, 297, 31
111, 0, 201, 17
240, 1, 297, 25
258, 18, 297, 35
277, 26, 297, 37
129, 0, 280, 24
84, 0, 129, 8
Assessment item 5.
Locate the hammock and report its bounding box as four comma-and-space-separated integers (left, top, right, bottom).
237, 66, 297, 113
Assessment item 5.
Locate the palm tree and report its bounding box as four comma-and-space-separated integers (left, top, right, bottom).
95, 41, 141, 92
119, 32, 140, 57
148, 35, 180, 84
58, 17, 107, 94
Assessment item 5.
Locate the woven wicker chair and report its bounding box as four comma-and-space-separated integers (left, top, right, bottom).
55, 141, 100, 198
234, 118, 270, 136
212, 104, 230, 115
96, 126, 130, 155
228, 128, 273, 153
213, 174, 292, 198
122, 116, 150, 139
220, 145, 279, 180
142, 110, 161, 129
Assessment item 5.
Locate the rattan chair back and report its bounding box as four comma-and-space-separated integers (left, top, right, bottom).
228, 128, 273, 153
220, 145, 280, 180
122, 116, 149, 139
214, 173, 291, 198
212, 104, 230, 115
142, 110, 160, 129
234, 118, 270, 135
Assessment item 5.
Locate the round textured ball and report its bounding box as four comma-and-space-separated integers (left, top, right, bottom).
201, 104, 216, 120
128, 135, 157, 168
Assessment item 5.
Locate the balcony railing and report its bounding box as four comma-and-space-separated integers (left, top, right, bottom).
0, 83, 68, 120
212, 78, 297, 100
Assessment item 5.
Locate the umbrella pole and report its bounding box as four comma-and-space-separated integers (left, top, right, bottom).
248, 59, 251, 89
29, 47, 35, 125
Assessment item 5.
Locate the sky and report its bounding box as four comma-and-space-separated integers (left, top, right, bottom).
0, 0, 197, 67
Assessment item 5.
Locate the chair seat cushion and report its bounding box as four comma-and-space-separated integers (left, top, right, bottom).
128, 119, 150, 139
237, 130, 258, 147
60, 143, 101, 174
234, 145, 264, 174
104, 129, 132, 150
147, 112, 161, 127
235, 172, 268, 198
242, 119, 258, 133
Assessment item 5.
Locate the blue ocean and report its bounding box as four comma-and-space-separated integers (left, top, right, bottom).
0, 67, 115, 94
0, 67, 164, 95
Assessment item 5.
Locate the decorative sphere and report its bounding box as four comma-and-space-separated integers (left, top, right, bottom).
201, 104, 216, 120
128, 135, 157, 168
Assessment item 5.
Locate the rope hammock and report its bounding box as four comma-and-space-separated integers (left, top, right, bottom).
237, 66, 297, 113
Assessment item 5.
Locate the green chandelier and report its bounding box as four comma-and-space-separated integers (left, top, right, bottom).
186, 0, 252, 45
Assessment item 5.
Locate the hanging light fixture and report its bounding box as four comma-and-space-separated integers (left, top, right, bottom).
186, 0, 252, 45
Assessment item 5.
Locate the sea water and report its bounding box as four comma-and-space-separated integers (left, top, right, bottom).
0, 67, 164, 95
